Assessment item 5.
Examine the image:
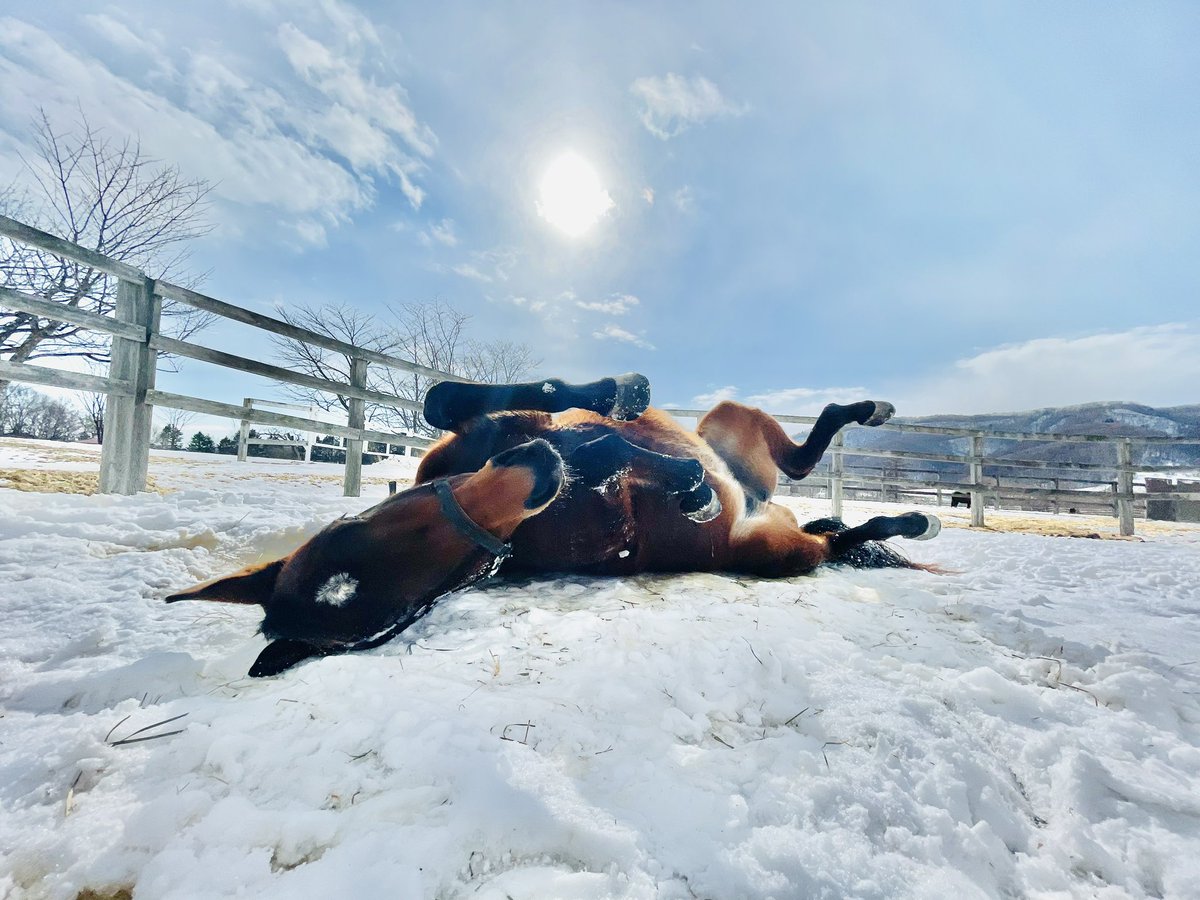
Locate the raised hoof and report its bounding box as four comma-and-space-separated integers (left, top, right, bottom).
862, 401, 896, 427
609, 373, 651, 421
663, 458, 705, 495
900, 512, 941, 541
680, 484, 722, 523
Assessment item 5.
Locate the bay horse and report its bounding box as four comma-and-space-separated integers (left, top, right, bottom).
168, 374, 941, 676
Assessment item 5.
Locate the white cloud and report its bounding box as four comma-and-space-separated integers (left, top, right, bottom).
509, 295, 548, 313
692, 385, 740, 407
420, 218, 458, 247
630, 73, 744, 140
0, 10, 435, 245
895, 323, 1200, 415
593, 323, 655, 350
577, 294, 640, 316
694, 385, 872, 414
447, 247, 516, 283
452, 263, 492, 283
276, 22, 434, 209
672, 186, 695, 213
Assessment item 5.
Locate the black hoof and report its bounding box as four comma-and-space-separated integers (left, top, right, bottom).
662, 457, 705, 495
862, 401, 896, 427
608, 373, 651, 421
898, 512, 941, 541
679, 484, 722, 523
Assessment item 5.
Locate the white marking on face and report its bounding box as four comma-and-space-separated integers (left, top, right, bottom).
316, 572, 358, 607
542, 382, 555, 393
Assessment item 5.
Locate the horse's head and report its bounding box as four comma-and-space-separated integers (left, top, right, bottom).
166, 439, 564, 677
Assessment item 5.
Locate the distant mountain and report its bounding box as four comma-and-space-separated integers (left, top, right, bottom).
798, 402, 1200, 485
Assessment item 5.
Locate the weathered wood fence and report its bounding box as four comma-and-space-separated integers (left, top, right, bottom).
4, 215, 1197, 530
0, 215, 458, 497
234, 398, 424, 462
663, 410, 1200, 536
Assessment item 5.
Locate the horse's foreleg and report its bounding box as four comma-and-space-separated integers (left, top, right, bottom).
569, 432, 721, 522
697, 399, 894, 501
424, 373, 651, 432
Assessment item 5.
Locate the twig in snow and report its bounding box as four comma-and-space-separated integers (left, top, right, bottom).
64, 770, 82, 818
500, 722, 536, 744
784, 708, 810, 727
743, 638, 764, 666
104, 715, 131, 743
107, 713, 188, 747
1059, 682, 1102, 707
822, 740, 847, 770
712, 734, 735, 750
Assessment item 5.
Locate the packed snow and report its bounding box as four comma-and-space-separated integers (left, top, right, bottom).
1, 439, 1199, 899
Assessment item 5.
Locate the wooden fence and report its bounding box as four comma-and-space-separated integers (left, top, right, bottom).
663, 410, 1200, 536
3, 214, 1197, 530
0, 214, 457, 497
234, 398, 424, 462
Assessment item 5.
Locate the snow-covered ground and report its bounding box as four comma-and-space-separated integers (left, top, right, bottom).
1, 438, 1199, 899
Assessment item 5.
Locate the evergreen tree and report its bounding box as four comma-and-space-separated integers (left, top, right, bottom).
188, 431, 216, 453
156, 424, 183, 450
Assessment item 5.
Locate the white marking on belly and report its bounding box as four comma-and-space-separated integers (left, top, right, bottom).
542, 382, 555, 393
619, 549, 631, 558
316, 572, 358, 607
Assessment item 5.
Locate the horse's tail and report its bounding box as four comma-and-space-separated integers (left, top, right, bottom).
802, 517, 948, 574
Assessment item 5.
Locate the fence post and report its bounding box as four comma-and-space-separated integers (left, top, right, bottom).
98, 276, 159, 494
343, 356, 368, 497
237, 399, 252, 461
969, 433, 986, 527
1117, 439, 1135, 536
830, 431, 844, 519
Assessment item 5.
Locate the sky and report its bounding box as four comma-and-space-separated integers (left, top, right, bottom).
1, 0, 1199, 435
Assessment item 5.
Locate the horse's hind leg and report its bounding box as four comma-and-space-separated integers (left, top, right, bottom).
697, 399, 894, 501
424, 373, 651, 431
728, 508, 939, 577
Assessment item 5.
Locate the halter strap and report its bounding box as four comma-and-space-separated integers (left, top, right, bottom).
432, 479, 513, 560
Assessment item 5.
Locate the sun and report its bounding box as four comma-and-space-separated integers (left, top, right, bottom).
536, 152, 614, 237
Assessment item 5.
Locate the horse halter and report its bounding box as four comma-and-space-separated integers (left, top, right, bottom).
432, 478, 513, 560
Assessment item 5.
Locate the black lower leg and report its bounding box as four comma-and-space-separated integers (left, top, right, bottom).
826, 512, 934, 556
424, 374, 650, 431
570, 432, 703, 494
788, 400, 894, 475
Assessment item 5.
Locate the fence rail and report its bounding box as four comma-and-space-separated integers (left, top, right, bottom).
663, 409, 1200, 536
1, 214, 453, 497
4, 213, 1198, 530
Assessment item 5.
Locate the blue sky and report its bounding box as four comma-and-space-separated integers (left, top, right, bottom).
2, 0, 1198, 430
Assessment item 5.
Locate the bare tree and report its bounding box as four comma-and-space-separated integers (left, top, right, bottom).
1, 109, 214, 388
271, 299, 540, 437
1, 383, 85, 440
153, 406, 196, 449
79, 391, 106, 443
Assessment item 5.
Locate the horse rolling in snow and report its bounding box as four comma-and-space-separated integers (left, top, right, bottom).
167, 374, 942, 676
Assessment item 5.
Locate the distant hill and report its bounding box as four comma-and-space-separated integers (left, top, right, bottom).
799, 402, 1200, 484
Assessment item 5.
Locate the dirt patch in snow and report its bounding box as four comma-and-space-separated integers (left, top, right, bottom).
0, 468, 166, 495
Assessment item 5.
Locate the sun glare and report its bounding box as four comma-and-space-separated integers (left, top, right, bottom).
536, 152, 614, 237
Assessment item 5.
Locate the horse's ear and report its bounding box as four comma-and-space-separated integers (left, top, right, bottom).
165, 558, 284, 606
